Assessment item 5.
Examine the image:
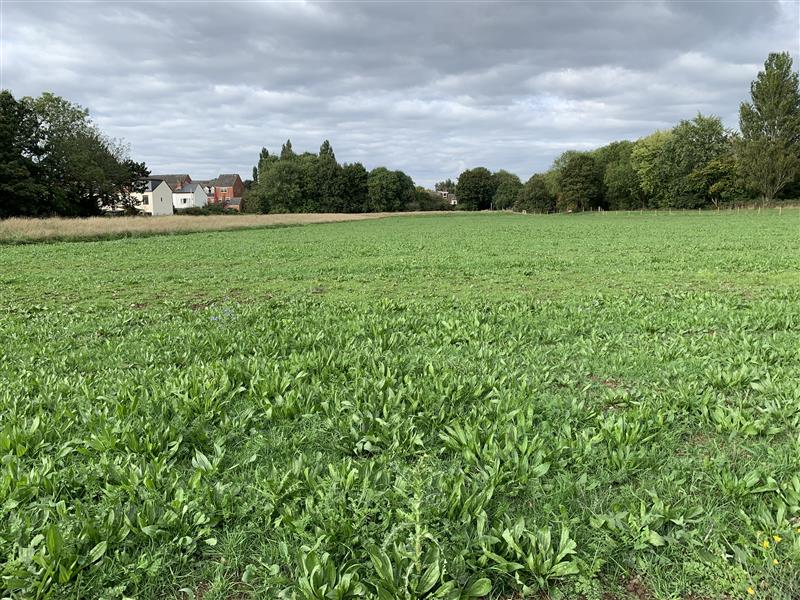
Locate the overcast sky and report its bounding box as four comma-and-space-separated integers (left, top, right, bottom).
3, 1, 799, 186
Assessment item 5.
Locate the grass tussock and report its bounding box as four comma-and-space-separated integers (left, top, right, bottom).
0, 212, 450, 244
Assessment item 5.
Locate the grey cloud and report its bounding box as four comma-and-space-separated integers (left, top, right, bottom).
3, 0, 797, 186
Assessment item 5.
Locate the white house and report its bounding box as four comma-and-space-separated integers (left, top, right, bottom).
438, 190, 458, 206
131, 178, 173, 216
172, 182, 209, 210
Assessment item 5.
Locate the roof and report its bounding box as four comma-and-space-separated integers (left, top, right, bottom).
140, 178, 166, 192
190, 175, 242, 189
150, 174, 191, 191
173, 182, 205, 194
215, 174, 241, 187
227, 198, 242, 207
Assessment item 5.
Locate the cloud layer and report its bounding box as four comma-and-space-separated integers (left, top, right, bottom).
4, 1, 798, 186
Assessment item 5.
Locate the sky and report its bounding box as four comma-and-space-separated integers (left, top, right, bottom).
3, 1, 799, 187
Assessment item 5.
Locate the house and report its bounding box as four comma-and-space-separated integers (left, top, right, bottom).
214, 174, 245, 205
198, 174, 245, 211
131, 178, 174, 216
438, 190, 458, 206
172, 182, 209, 210
226, 198, 243, 211
151, 174, 192, 192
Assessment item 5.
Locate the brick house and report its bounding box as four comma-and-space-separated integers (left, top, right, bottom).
196, 174, 245, 211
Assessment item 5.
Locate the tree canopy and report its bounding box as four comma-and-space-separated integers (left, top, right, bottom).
455, 167, 496, 211
738, 52, 800, 201
247, 140, 424, 214
0, 91, 148, 218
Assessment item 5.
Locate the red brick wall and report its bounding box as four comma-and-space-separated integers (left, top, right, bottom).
216, 177, 244, 201
207, 176, 243, 205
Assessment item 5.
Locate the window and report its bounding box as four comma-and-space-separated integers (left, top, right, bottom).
142, 195, 150, 205
182, 198, 187, 204
220, 187, 228, 192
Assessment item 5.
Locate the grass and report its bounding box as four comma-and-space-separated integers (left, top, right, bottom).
0, 211, 799, 599
0, 211, 449, 244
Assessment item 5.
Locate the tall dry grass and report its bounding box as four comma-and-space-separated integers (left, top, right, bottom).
0, 212, 450, 244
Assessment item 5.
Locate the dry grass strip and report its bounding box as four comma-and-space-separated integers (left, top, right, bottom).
0, 212, 452, 244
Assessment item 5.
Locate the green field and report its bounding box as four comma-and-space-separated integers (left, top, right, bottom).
1, 212, 799, 599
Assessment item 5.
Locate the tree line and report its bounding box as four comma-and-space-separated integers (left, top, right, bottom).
244, 140, 450, 213
0, 91, 148, 218
447, 51, 800, 213
2, 51, 796, 219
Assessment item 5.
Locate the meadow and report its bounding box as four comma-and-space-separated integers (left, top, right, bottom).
0, 212, 798, 599
0, 213, 444, 244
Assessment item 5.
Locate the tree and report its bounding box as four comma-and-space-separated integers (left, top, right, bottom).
280, 139, 295, 160
366, 167, 415, 212
115, 159, 150, 212
0, 90, 44, 218
319, 139, 336, 161
738, 51, 800, 202
515, 174, 554, 213
539, 150, 585, 205
261, 159, 304, 212
455, 167, 496, 210
295, 152, 322, 212
592, 141, 631, 172
688, 146, 746, 208
661, 114, 730, 208
434, 179, 456, 193
492, 170, 522, 210
341, 163, 368, 212
315, 140, 343, 211
604, 156, 644, 210
10, 92, 148, 217
591, 140, 645, 209
558, 153, 603, 211
631, 130, 673, 206
413, 187, 449, 211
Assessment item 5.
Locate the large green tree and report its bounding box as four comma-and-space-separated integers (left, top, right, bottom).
515, 174, 555, 213
280, 139, 296, 160
366, 167, 415, 212
315, 140, 343, 212
434, 179, 456, 193
341, 163, 369, 212
631, 130, 673, 206
738, 51, 800, 202
455, 167, 496, 210
666, 114, 730, 208
688, 148, 745, 208
558, 153, 604, 211
491, 170, 522, 210
0, 91, 44, 218
413, 187, 449, 211
0, 91, 147, 217
602, 142, 645, 210
260, 159, 304, 213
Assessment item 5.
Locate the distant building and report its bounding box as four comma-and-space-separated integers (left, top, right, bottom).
132, 178, 173, 216
196, 174, 245, 211
438, 190, 458, 206
172, 182, 209, 210
150, 174, 192, 193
